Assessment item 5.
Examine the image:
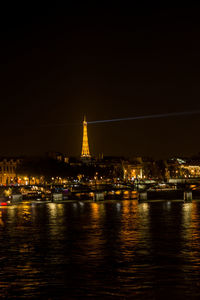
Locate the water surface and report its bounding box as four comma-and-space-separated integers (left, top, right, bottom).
0, 200, 200, 299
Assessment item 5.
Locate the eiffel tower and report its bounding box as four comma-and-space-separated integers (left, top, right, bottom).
81, 116, 91, 159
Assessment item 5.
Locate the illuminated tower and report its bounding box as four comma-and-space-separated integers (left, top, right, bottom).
81, 116, 91, 158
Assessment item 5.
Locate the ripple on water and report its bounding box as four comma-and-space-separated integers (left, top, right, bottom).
0, 200, 200, 299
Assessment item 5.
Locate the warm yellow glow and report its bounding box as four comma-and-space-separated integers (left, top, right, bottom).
4, 189, 11, 197
81, 116, 91, 158
131, 169, 136, 177
91, 203, 99, 216
115, 190, 121, 195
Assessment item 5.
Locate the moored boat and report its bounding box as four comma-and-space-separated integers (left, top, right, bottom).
0, 196, 11, 206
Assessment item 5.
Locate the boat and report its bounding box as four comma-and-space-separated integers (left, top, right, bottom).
0, 196, 11, 206
0, 187, 23, 205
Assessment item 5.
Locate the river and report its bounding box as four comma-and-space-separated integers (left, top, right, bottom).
0, 200, 200, 299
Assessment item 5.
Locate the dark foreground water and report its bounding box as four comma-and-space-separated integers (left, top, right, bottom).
1, 200, 200, 299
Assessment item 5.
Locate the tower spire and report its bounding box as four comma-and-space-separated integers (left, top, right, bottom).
81, 116, 91, 158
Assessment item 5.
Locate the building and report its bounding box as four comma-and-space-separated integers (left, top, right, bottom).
179, 159, 200, 178
166, 158, 200, 181
0, 158, 20, 185
47, 151, 69, 163
81, 116, 91, 160
122, 157, 143, 181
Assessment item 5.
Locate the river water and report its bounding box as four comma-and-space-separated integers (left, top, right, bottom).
0, 200, 200, 299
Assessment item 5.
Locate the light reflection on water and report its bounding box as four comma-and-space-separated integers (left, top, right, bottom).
1, 200, 200, 299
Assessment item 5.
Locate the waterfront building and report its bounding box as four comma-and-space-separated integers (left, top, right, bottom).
179, 160, 200, 178
167, 158, 200, 181
123, 158, 143, 181
0, 158, 20, 185
81, 116, 91, 160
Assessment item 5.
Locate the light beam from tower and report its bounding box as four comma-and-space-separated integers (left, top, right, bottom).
81, 116, 91, 159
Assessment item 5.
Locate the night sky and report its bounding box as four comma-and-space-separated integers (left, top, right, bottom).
1, 3, 200, 158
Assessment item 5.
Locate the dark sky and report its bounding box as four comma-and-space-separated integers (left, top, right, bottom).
1, 3, 200, 158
